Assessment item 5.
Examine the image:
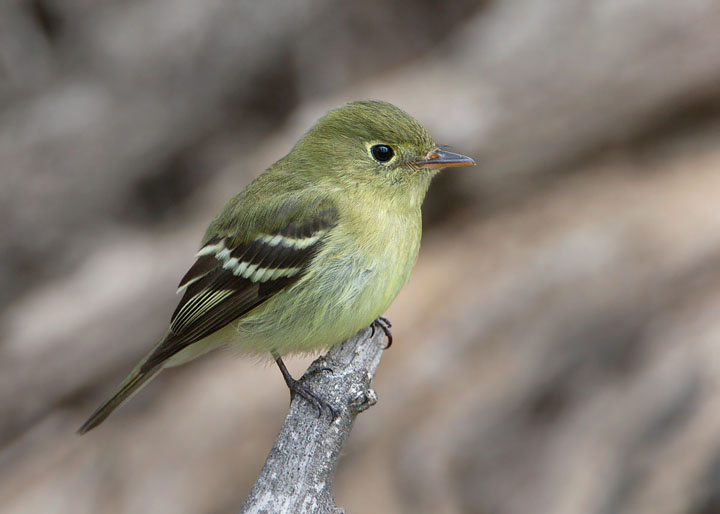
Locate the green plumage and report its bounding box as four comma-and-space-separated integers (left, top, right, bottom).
78, 100, 474, 434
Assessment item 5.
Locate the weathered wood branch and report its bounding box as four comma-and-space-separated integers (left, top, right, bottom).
240, 326, 386, 514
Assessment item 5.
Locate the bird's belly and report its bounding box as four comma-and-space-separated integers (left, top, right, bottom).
227, 245, 411, 356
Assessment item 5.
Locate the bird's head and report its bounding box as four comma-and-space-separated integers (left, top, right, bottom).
289, 100, 474, 207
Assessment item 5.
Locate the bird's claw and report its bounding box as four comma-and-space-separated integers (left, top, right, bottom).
274, 355, 337, 420
288, 377, 337, 420
371, 316, 393, 348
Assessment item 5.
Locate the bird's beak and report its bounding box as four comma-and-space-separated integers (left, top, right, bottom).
414, 149, 476, 169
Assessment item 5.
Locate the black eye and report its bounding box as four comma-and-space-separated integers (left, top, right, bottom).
370, 144, 394, 162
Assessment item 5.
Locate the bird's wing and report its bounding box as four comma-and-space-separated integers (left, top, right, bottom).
140, 196, 338, 372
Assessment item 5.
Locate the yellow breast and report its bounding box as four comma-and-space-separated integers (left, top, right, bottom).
229, 201, 422, 356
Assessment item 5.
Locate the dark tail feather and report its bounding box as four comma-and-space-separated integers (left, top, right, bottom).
77, 365, 162, 434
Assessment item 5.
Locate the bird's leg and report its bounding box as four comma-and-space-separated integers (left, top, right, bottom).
370, 316, 393, 348
272, 351, 336, 420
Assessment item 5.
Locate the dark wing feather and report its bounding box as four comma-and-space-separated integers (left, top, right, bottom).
140, 203, 338, 372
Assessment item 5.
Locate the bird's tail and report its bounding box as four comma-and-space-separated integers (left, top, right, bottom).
77, 358, 163, 435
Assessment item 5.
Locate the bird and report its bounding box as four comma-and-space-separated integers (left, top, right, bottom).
78, 100, 475, 433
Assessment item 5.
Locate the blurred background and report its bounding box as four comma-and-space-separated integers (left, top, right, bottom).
2, 0, 720, 512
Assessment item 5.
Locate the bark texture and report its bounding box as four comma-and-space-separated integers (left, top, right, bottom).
240, 328, 384, 514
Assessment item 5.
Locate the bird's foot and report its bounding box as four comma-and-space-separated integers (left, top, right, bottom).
288, 376, 337, 420
274, 354, 336, 420
370, 316, 393, 348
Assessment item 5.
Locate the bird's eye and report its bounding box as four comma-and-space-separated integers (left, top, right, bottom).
370, 144, 395, 162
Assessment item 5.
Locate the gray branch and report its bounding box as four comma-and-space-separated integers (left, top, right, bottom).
240, 326, 386, 514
